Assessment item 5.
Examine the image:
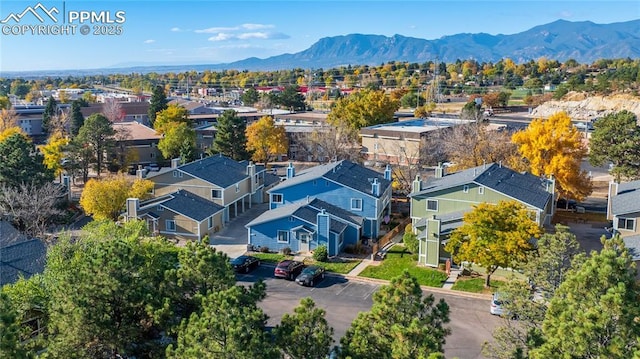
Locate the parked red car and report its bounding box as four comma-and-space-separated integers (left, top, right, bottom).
274, 260, 304, 280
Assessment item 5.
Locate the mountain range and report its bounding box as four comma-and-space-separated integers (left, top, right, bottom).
5, 19, 640, 77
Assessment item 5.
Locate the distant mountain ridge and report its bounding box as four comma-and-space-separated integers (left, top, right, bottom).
223, 19, 640, 70
3, 19, 640, 77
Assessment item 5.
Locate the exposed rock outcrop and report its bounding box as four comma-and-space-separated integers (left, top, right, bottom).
531, 93, 640, 120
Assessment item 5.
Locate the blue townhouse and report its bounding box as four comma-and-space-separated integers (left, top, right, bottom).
246, 198, 364, 256
267, 160, 392, 239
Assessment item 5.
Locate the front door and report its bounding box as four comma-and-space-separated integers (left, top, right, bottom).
299, 233, 310, 252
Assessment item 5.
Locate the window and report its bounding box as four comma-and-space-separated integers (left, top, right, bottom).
277, 230, 289, 243
166, 220, 176, 232
478, 186, 485, 195
150, 153, 154, 158
272, 194, 283, 203
426, 199, 438, 211
313, 180, 317, 186
211, 189, 222, 199
289, 216, 295, 222
235, 183, 240, 193
618, 217, 635, 231
208, 216, 213, 229
351, 198, 363, 211
173, 170, 178, 177
463, 185, 469, 193
325, 180, 330, 187
157, 205, 164, 211
179, 172, 183, 178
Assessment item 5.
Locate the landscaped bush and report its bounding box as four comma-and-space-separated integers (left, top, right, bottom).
282, 247, 292, 255
403, 224, 419, 254
259, 246, 270, 253
313, 245, 328, 262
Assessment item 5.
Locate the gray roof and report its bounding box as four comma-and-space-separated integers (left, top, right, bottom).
0, 221, 46, 286
307, 198, 364, 226
160, 190, 224, 222
612, 181, 640, 215
269, 160, 391, 198
178, 154, 249, 188
622, 235, 640, 260
246, 200, 355, 233
411, 163, 552, 210
264, 173, 281, 187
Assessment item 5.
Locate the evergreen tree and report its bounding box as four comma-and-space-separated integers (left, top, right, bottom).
213, 109, 249, 160
69, 100, 85, 137
42, 95, 57, 135
274, 297, 334, 359
0, 132, 53, 187
148, 85, 168, 127
0, 292, 31, 359
530, 235, 640, 358
241, 87, 259, 106
77, 113, 115, 177
340, 271, 450, 358
589, 110, 640, 182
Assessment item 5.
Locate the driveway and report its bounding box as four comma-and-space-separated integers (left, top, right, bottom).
209, 203, 269, 259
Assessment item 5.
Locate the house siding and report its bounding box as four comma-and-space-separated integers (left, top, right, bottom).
271, 179, 387, 238
613, 211, 640, 236
248, 217, 329, 253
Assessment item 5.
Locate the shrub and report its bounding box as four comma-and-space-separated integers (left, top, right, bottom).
313, 245, 328, 262
282, 247, 292, 255
403, 224, 419, 254
259, 246, 270, 253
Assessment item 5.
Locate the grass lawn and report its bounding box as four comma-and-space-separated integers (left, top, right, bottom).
304, 258, 362, 274
451, 277, 506, 294
250, 252, 291, 264
359, 245, 448, 287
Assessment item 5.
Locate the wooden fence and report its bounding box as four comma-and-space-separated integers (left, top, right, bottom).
371, 217, 411, 256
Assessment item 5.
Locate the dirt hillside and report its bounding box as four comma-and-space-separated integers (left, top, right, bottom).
531, 93, 640, 120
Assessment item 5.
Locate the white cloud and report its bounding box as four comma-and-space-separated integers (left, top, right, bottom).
208, 33, 236, 41
143, 39, 155, 44
241, 23, 274, 30
195, 26, 239, 34
236, 32, 269, 40
559, 10, 573, 18
170, 27, 182, 32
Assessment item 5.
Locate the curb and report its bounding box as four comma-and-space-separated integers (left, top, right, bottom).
248, 259, 492, 300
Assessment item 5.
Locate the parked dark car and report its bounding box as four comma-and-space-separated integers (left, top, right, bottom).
145, 163, 161, 172
274, 260, 304, 280
295, 265, 325, 287
556, 198, 577, 210
230, 255, 260, 273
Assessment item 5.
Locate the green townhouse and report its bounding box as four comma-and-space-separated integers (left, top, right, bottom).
409, 163, 555, 267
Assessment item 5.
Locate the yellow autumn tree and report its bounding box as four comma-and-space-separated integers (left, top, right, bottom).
511, 111, 592, 202
80, 176, 154, 220
245, 115, 288, 168
0, 126, 27, 143
444, 201, 542, 287
40, 132, 69, 176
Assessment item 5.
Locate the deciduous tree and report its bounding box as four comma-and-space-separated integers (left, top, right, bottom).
40, 131, 69, 177
588, 110, 640, 182
148, 85, 168, 127
511, 111, 592, 202
212, 109, 250, 160
530, 235, 640, 359
445, 201, 542, 287
77, 113, 115, 177
327, 88, 400, 139
274, 297, 334, 359
293, 124, 360, 162
153, 104, 190, 134
158, 122, 196, 161
0, 107, 19, 132
79, 176, 153, 220
340, 271, 450, 359
245, 115, 287, 168
0, 182, 65, 238
102, 98, 125, 123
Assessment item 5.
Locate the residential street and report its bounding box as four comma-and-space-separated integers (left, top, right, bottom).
237, 266, 503, 359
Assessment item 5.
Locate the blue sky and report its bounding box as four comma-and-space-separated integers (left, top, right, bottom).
0, 0, 638, 72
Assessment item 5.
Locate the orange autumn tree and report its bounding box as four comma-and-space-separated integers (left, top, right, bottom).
511, 111, 592, 203
80, 176, 154, 220
245, 115, 288, 168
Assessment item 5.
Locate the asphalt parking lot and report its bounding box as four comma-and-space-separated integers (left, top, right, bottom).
237, 266, 502, 359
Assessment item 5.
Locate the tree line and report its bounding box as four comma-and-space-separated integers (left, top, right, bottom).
1, 220, 452, 359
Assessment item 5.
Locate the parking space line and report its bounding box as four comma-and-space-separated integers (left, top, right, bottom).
362, 285, 377, 299
335, 282, 351, 296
